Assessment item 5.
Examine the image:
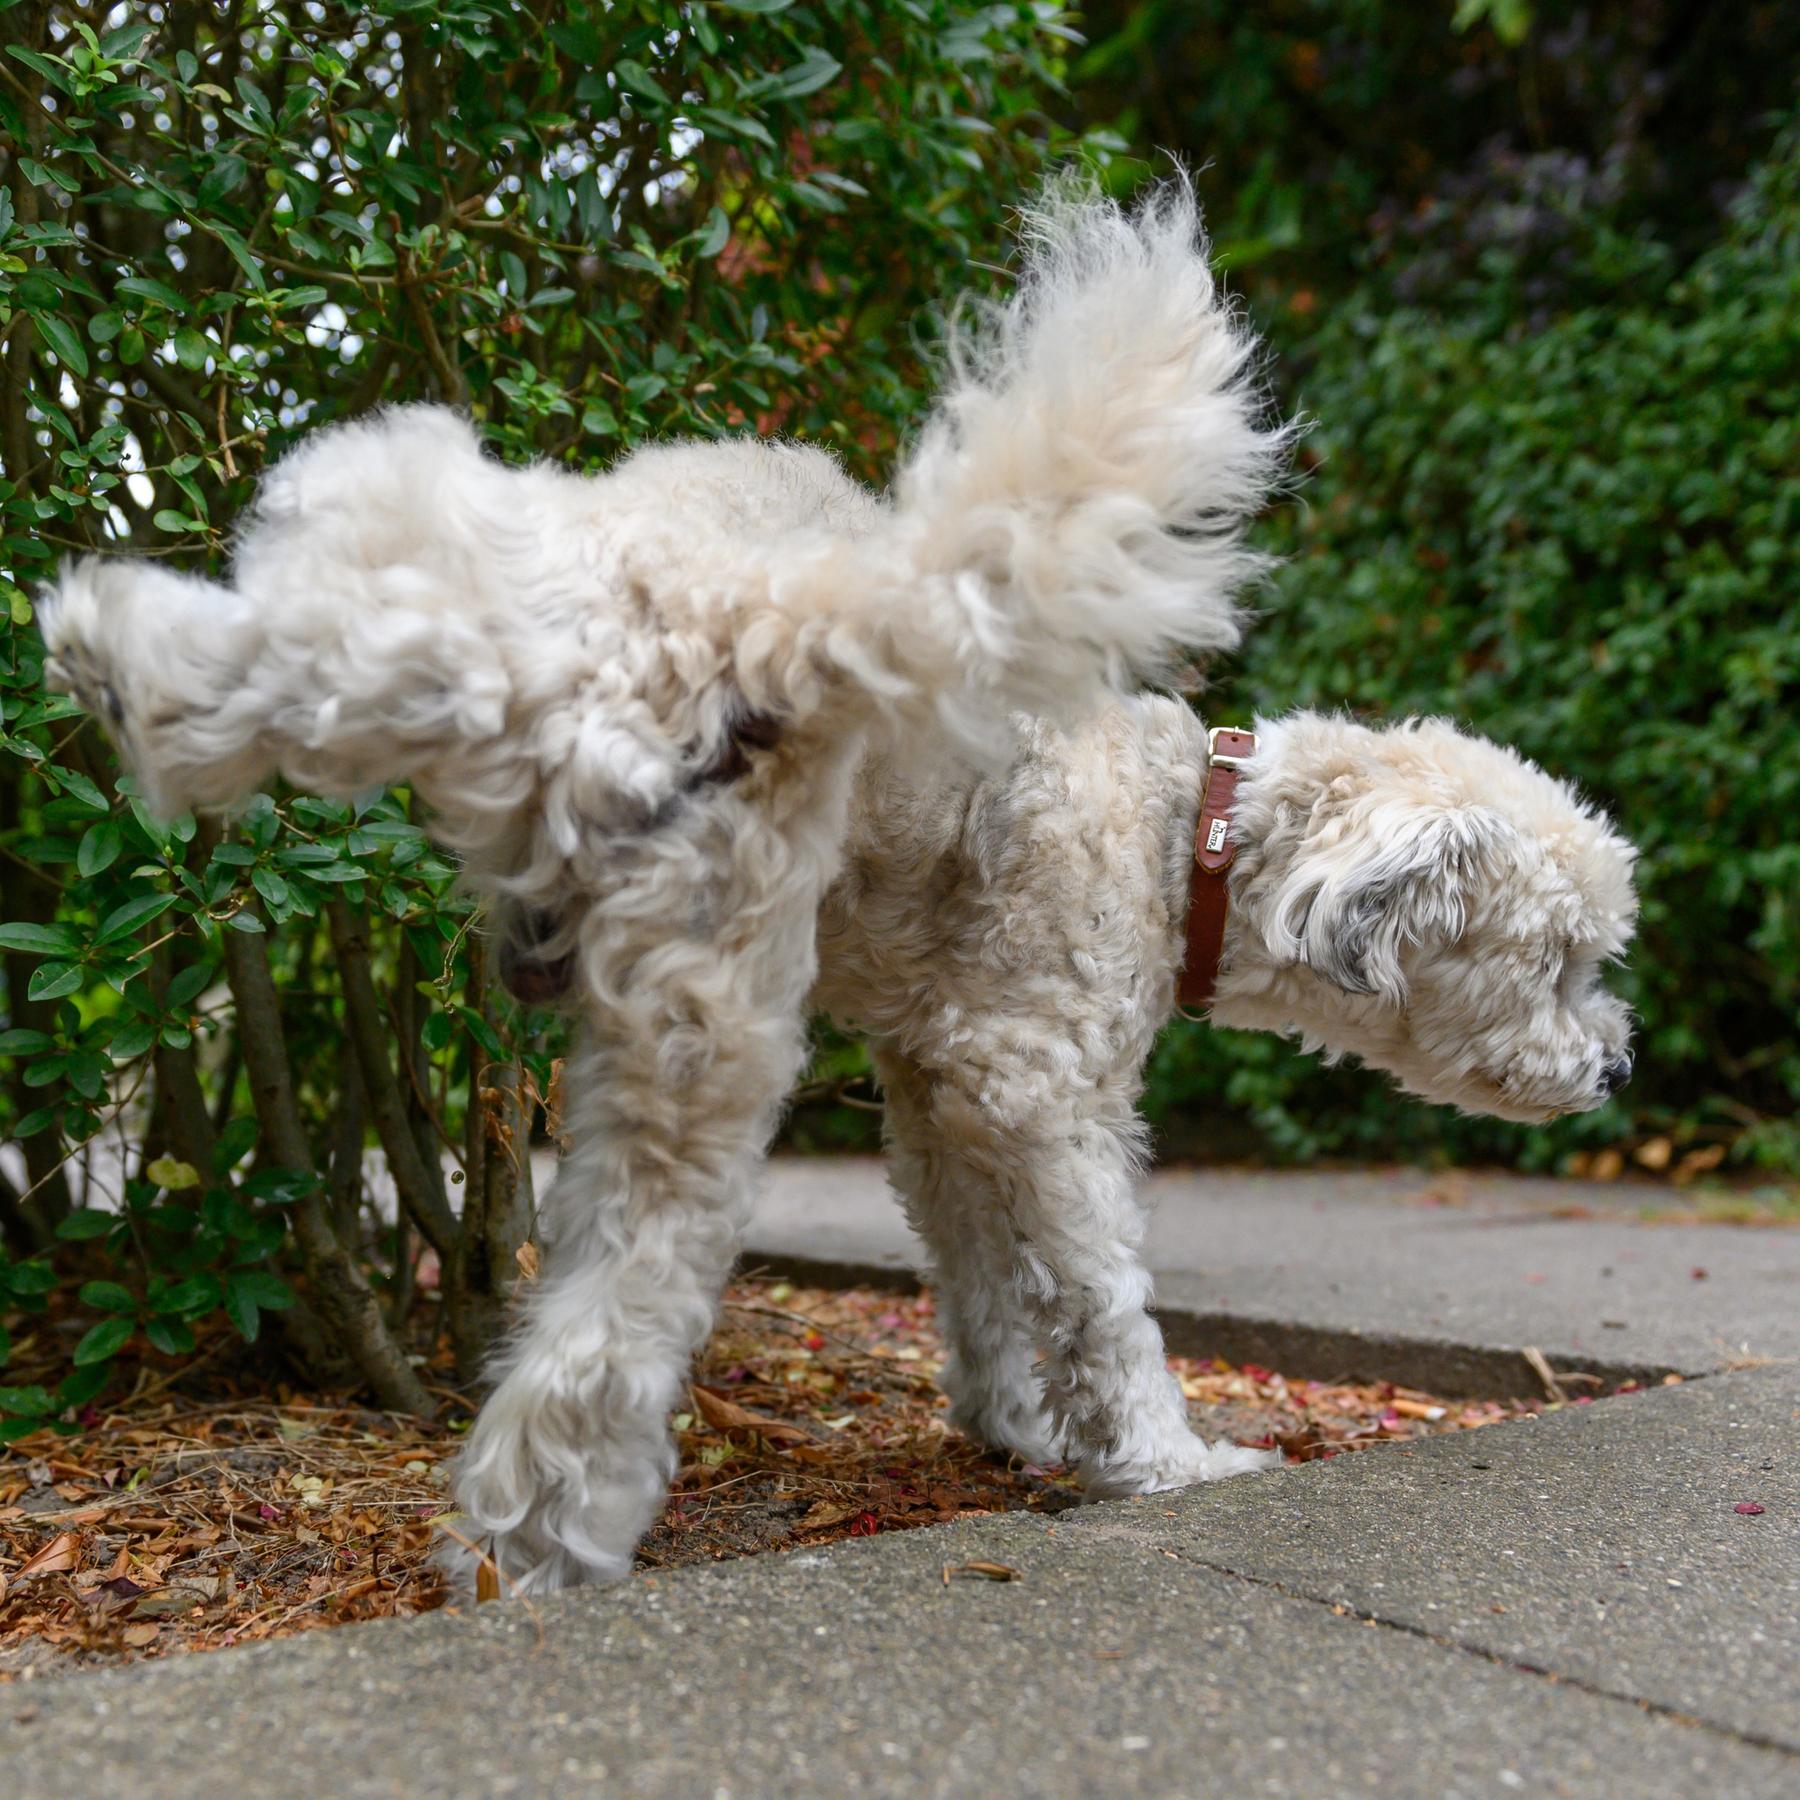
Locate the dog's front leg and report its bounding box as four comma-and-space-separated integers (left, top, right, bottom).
443, 985, 810, 1594
873, 1046, 1065, 1465
938, 1083, 1278, 1498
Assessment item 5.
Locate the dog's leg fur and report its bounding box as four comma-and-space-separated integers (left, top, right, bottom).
443, 1029, 799, 1592
910, 1051, 1276, 1496
445, 888, 828, 1591
874, 1045, 1063, 1465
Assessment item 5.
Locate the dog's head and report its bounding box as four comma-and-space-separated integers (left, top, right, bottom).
1215, 713, 1638, 1122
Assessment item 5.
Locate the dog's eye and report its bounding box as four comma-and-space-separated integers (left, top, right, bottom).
690, 711, 781, 788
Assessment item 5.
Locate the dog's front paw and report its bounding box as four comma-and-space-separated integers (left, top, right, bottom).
949, 1390, 1067, 1468
939, 1354, 1067, 1466
1079, 1429, 1280, 1500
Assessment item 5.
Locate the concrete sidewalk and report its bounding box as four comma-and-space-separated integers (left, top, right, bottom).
4, 1366, 1793, 1798
746, 1158, 1800, 1393
3, 1161, 1795, 1798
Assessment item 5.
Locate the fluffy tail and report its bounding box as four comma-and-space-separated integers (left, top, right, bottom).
876, 173, 1291, 726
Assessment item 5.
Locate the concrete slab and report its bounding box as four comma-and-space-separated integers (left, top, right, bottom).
2, 1486, 1789, 1799
1081, 1364, 1800, 1752
3, 1369, 1794, 1799
745, 1159, 1800, 1393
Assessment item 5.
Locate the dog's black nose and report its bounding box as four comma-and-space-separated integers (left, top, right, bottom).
1600, 1054, 1633, 1096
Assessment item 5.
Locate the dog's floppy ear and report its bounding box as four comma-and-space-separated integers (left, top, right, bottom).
1272, 804, 1512, 1003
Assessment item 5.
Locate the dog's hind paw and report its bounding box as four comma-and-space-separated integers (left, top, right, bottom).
432, 1511, 629, 1599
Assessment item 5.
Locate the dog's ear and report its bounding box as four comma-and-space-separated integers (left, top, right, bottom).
1274, 804, 1513, 1003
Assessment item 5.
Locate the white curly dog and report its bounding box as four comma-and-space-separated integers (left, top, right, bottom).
43, 180, 1637, 1592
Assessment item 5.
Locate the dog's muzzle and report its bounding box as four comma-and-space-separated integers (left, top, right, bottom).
1599, 1053, 1633, 1097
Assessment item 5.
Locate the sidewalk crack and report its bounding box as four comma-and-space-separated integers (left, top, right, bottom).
1154, 1545, 1800, 1760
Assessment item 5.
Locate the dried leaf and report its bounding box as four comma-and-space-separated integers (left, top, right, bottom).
690, 1384, 812, 1445
17, 1531, 79, 1578
944, 1560, 1020, 1582
796, 1500, 856, 1532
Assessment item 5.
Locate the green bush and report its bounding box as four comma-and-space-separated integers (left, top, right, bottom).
1147, 126, 1800, 1173
0, 1, 1076, 1430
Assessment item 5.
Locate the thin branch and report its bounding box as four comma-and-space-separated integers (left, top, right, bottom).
326, 898, 458, 1261
220, 905, 433, 1418
396, 230, 469, 407
149, 943, 217, 1174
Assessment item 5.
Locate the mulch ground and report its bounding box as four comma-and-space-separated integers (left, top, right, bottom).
0, 1273, 1568, 1680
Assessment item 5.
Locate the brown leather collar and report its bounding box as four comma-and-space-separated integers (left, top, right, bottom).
1178, 726, 1257, 1015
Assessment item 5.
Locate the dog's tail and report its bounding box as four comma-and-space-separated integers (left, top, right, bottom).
882, 173, 1291, 729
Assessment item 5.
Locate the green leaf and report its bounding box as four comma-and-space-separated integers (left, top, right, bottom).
77, 816, 123, 876
56, 1363, 110, 1407
154, 1273, 220, 1315
229, 1269, 295, 1310
6, 1259, 56, 1294
198, 153, 248, 206
613, 59, 670, 106
223, 1282, 260, 1342
0, 1028, 56, 1055
109, 1015, 156, 1059
79, 1279, 137, 1315
73, 1315, 133, 1366
239, 1166, 318, 1204
760, 49, 842, 101
99, 22, 153, 60
5, 45, 73, 95
457, 1005, 509, 1064
164, 961, 215, 1009
28, 961, 84, 1002
0, 1385, 57, 1418
145, 1316, 196, 1356
96, 893, 174, 943
251, 866, 289, 908
171, 325, 212, 370
56, 1207, 119, 1241
0, 922, 79, 956
212, 223, 267, 292
694, 206, 730, 259
116, 273, 189, 313
35, 309, 90, 376
147, 1156, 201, 1191
53, 767, 110, 812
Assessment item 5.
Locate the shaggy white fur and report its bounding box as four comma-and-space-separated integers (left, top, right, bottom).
41, 180, 1635, 1592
